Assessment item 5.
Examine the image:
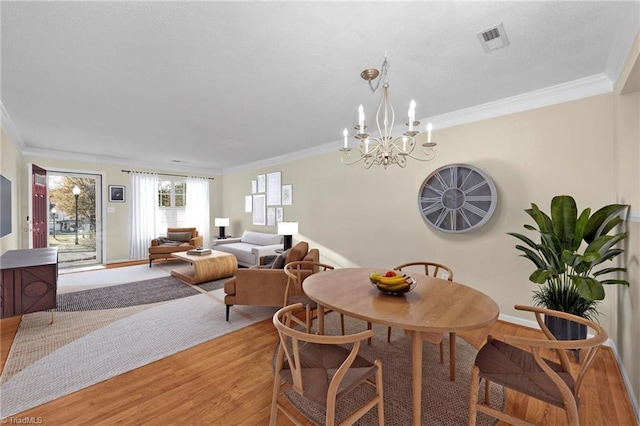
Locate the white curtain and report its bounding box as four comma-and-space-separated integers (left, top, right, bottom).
129, 172, 158, 260
185, 176, 210, 248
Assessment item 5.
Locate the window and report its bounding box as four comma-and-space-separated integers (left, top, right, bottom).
157, 179, 187, 231
158, 179, 187, 208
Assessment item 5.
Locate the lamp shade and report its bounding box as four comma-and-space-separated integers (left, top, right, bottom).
277, 222, 298, 236
215, 218, 230, 227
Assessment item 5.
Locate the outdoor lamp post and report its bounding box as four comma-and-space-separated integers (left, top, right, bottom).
72, 186, 81, 245
51, 207, 57, 239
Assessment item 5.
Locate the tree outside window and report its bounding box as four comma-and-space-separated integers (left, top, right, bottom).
158, 179, 187, 207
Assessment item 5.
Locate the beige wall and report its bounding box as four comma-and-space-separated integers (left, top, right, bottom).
19, 155, 222, 262
0, 130, 23, 254
613, 31, 640, 410
222, 89, 638, 405
224, 93, 619, 319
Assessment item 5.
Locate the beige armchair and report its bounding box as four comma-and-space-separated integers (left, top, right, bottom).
223, 241, 319, 321
148, 227, 203, 267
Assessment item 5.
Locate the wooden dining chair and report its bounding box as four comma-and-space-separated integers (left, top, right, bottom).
283, 261, 344, 335
371, 261, 456, 380
270, 303, 385, 426
468, 305, 607, 426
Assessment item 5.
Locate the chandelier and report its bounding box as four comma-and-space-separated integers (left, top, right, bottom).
340, 56, 437, 169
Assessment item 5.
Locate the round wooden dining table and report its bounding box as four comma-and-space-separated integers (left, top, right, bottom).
303, 267, 499, 426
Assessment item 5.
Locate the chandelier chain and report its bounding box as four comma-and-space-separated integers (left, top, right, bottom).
367, 55, 389, 93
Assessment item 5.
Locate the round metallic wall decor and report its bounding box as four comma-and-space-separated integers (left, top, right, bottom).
418, 164, 497, 233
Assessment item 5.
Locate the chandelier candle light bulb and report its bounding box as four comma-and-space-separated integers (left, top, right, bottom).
343, 128, 348, 148
408, 99, 416, 132
358, 105, 365, 134
427, 122, 433, 144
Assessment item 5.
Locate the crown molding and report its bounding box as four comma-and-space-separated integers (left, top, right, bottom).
605, 3, 640, 86
0, 100, 26, 151
426, 74, 613, 131
222, 142, 336, 174
223, 73, 614, 174
21, 146, 222, 177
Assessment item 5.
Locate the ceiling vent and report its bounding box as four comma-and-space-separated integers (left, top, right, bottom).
477, 23, 509, 53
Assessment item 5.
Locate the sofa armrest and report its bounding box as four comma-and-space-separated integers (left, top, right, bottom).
214, 237, 242, 246
190, 235, 204, 247
251, 244, 284, 259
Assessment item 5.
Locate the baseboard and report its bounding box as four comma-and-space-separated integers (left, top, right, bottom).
608, 341, 640, 422
499, 313, 639, 421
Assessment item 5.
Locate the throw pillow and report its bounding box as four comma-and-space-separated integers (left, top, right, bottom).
271, 250, 290, 269
286, 242, 309, 263
166, 231, 192, 242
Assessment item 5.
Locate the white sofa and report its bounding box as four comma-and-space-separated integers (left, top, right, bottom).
213, 230, 283, 267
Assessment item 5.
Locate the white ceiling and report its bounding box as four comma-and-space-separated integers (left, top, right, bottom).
2, 1, 639, 174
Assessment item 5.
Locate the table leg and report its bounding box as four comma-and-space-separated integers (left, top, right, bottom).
449, 332, 456, 381
411, 330, 422, 426
317, 304, 325, 335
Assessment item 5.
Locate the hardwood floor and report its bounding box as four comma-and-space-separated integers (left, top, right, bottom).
1, 314, 637, 425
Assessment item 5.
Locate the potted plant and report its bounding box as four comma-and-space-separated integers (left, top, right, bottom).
508, 195, 629, 346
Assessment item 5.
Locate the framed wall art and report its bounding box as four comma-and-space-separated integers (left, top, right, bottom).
267, 207, 276, 226
252, 194, 266, 225
266, 171, 281, 206
282, 184, 292, 205
109, 185, 125, 203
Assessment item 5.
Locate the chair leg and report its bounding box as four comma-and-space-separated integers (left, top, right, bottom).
269, 374, 282, 426
439, 341, 444, 363
449, 332, 456, 381
375, 359, 385, 425
149, 259, 152, 267
226, 304, 232, 321
305, 305, 312, 334
484, 379, 491, 405
367, 322, 372, 345
468, 366, 480, 426
387, 327, 392, 343
340, 314, 345, 335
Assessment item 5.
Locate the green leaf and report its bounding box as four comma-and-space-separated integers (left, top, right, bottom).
593, 267, 627, 277
572, 208, 591, 250
507, 232, 539, 250
592, 248, 624, 266
551, 195, 577, 249
599, 279, 630, 286
584, 204, 629, 243
523, 224, 537, 231
571, 276, 605, 301
585, 233, 627, 258
530, 269, 550, 284
529, 204, 552, 234
515, 245, 547, 269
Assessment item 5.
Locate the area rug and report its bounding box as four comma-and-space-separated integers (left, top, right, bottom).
0, 275, 276, 418
283, 315, 504, 425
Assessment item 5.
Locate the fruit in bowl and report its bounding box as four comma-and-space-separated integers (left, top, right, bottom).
369, 271, 416, 294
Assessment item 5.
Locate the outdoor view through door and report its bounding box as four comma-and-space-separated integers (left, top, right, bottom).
48, 172, 102, 269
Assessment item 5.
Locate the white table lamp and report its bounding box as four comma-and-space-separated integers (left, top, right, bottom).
277, 222, 298, 251
215, 217, 230, 239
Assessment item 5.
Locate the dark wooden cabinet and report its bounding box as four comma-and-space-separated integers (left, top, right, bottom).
1, 248, 58, 318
